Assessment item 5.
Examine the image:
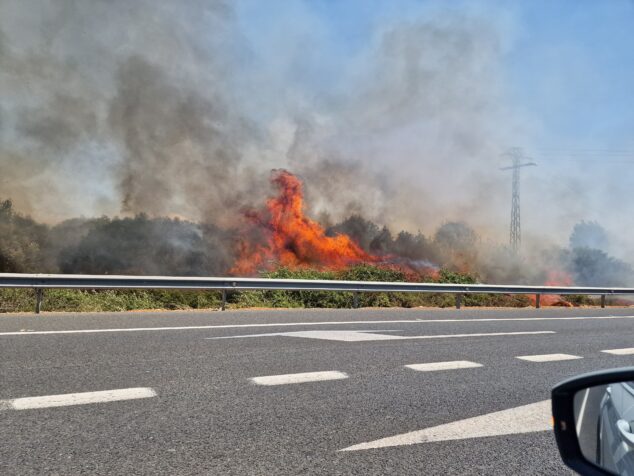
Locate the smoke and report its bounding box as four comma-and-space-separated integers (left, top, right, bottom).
57, 215, 233, 276
281, 10, 519, 233
108, 55, 256, 225
0, 0, 259, 223
0, 0, 518, 230
1, 1, 632, 285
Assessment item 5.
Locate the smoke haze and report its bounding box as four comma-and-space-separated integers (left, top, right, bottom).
1, 0, 633, 283
0, 0, 518, 228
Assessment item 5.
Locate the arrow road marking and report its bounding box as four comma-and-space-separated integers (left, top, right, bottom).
208, 330, 555, 342
339, 400, 551, 451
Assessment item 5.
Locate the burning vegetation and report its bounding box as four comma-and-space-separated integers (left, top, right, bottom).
1, 169, 633, 298
1, 2, 633, 312
2, 171, 634, 311
231, 170, 378, 275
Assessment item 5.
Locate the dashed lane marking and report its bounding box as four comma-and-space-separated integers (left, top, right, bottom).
516, 353, 582, 362
602, 348, 634, 355
405, 361, 483, 372
250, 371, 348, 386
339, 400, 551, 451
0, 388, 157, 411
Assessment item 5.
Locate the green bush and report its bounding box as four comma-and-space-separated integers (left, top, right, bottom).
0, 288, 222, 313
0, 265, 532, 312
230, 265, 528, 309
437, 269, 477, 284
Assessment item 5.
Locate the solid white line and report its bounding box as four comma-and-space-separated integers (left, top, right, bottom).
0, 315, 632, 337
602, 348, 634, 355
250, 371, 348, 386
340, 400, 551, 451
0, 388, 157, 410
576, 388, 590, 435
516, 353, 582, 362
405, 361, 483, 372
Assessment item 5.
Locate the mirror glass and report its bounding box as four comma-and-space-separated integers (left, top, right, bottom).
574, 383, 634, 475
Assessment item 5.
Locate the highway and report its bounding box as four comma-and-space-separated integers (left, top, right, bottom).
2, 307, 634, 475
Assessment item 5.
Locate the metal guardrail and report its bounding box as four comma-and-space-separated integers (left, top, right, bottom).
1, 273, 632, 313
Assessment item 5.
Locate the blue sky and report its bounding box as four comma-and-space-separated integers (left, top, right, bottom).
236, 0, 634, 149
507, 0, 634, 148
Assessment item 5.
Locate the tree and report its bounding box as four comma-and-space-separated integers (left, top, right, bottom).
0, 199, 49, 272
568, 247, 632, 287
433, 222, 478, 271
58, 215, 232, 276
369, 226, 393, 254
393, 230, 437, 261
327, 215, 380, 252
569, 221, 608, 251
434, 222, 477, 251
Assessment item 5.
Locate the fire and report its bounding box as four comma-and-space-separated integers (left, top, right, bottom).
231, 170, 377, 275
532, 270, 574, 306
544, 270, 573, 287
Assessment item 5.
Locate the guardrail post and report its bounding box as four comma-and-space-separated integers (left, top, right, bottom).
35, 288, 43, 314
221, 290, 227, 311
600, 294, 606, 309
455, 294, 462, 310
353, 292, 359, 309
535, 294, 541, 309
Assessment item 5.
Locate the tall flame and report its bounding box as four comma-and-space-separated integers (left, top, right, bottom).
231, 170, 377, 275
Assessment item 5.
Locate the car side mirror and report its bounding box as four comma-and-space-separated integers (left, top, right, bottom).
552, 368, 634, 475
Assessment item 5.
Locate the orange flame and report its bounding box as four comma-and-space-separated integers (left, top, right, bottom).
531, 270, 574, 306
231, 170, 377, 275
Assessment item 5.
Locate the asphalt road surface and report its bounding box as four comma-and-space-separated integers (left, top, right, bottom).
3, 306, 634, 475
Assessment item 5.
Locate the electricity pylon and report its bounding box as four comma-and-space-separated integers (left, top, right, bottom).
500, 148, 536, 253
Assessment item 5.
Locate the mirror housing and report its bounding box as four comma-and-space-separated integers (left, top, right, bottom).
552, 367, 634, 475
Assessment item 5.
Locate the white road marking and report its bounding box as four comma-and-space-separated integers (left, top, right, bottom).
516, 353, 582, 362
602, 348, 634, 355
246, 330, 405, 342
405, 361, 483, 372
339, 400, 551, 451
576, 388, 590, 435
209, 330, 555, 342
0, 387, 157, 411
250, 371, 348, 386
1, 315, 633, 337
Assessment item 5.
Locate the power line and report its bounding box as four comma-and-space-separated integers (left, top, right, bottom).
534, 148, 634, 162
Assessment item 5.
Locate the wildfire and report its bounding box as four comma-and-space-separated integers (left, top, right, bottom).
531, 270, 574, 306
231, 170, 378, 275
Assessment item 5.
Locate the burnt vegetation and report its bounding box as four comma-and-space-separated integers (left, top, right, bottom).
1, 199, 632, 305
1, 198, 632, 286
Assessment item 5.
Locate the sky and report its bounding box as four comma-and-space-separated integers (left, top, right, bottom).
235, 0, 634, 255
1, 0, 634, 258
235, 0, 634, 147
